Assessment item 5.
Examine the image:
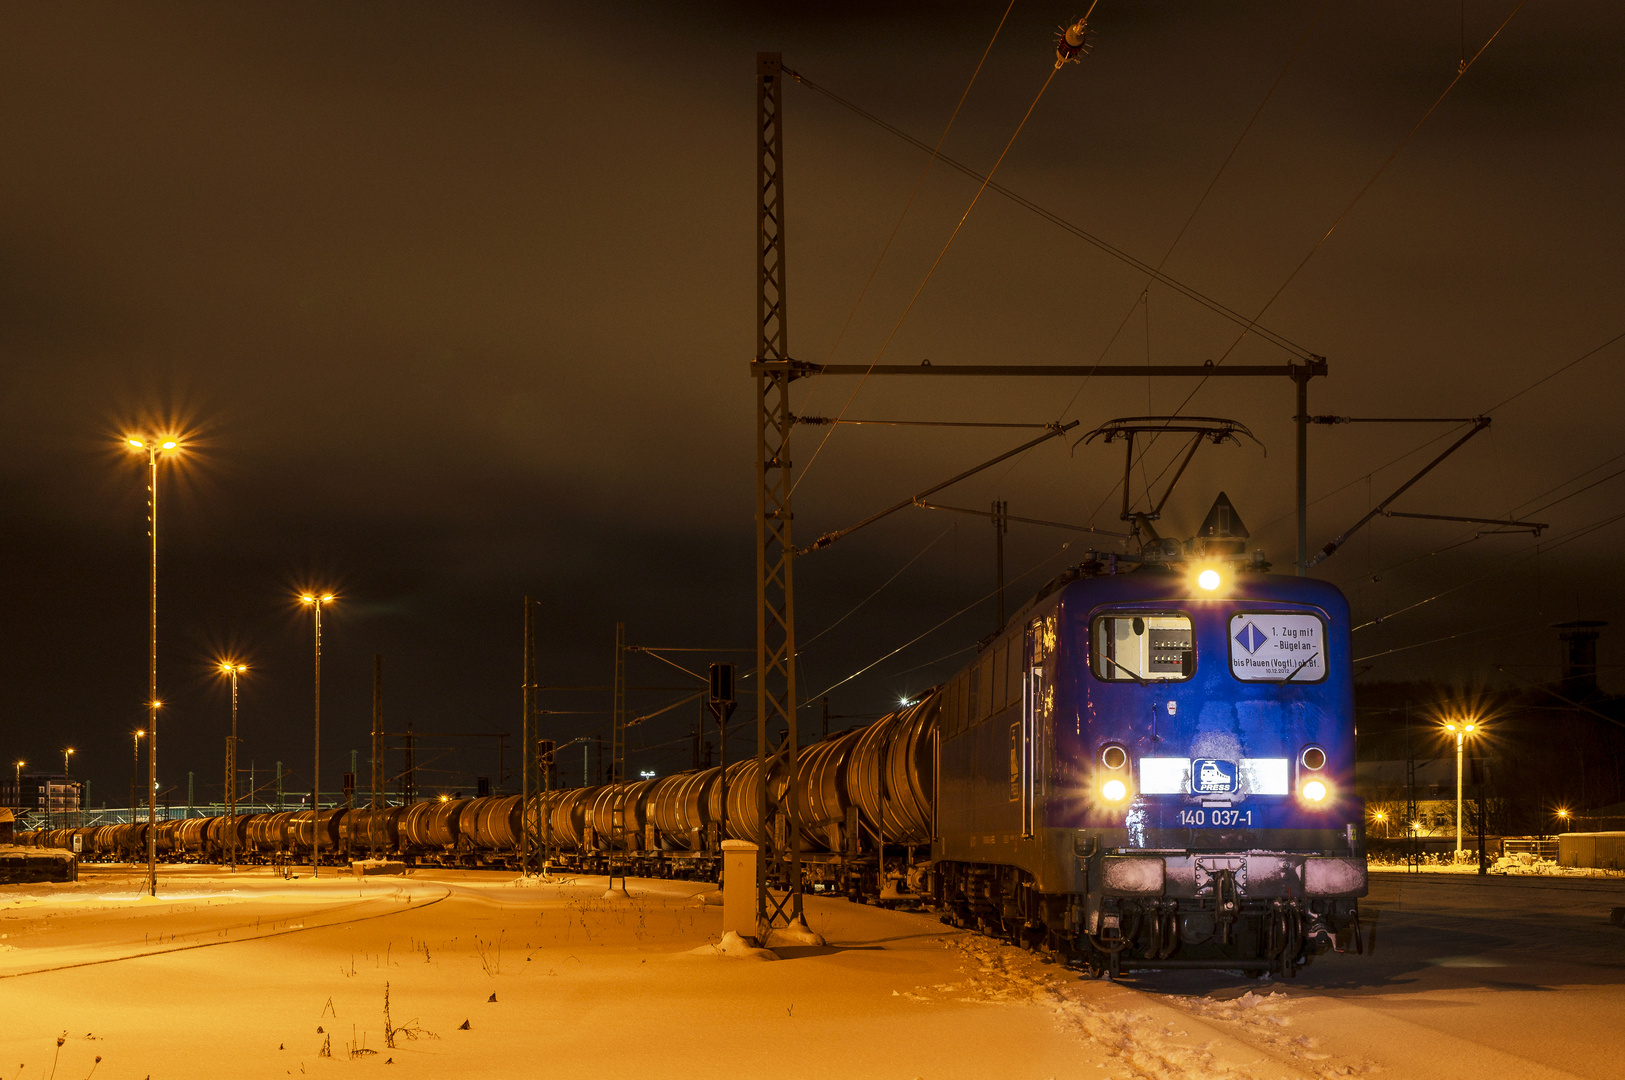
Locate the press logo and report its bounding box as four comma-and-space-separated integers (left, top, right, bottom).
1234, 621, 1267, 654
1193, 758, 1238, 794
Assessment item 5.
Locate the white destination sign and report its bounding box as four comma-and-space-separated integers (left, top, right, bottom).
1229, 613, 1326, 682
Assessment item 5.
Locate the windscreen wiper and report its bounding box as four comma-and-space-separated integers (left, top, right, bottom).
1100, 653, 1149, 686
1281, 651, 1319, 684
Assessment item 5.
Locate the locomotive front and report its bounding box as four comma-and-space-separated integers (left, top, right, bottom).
1046, 553, 1366, 974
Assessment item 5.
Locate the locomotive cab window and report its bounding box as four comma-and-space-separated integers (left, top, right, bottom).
1092, 613, 1194, 682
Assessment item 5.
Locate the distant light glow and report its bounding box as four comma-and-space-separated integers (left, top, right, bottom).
639, 770, 656, 779
161, 440, 177, 450
1197, 569, 1221, 591
127, 438, 144, 449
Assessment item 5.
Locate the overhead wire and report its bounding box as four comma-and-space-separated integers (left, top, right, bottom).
1056, 0, 1332, 428
784, 73, 1313, 359
1352, 327, 1625, 577
805, 539, 1078, 702
1482, 328, 1625, 416
1351, 502, 1625, 633
799, 523, 955, 650
1354, 619, 1525, 664
1099, 0, 1530, 527
786, 0, 1017, 497
795, 63, 1066, 492
784, 11, 1326, 535
1312, 332, 1625, 584
1159, 0, 1530, 428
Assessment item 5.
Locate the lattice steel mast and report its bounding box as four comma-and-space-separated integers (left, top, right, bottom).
752, 51, 804, 933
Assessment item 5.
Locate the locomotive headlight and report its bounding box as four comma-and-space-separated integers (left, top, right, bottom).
1197, 568, 1222, 591
1101, 778, 1129, 803
1300, 779, 1328, 803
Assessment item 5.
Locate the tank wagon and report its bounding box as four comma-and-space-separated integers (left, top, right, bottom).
23, 513, 1363, 976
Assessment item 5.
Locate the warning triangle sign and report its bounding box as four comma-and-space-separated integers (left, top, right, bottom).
1198, 492, 1249, 539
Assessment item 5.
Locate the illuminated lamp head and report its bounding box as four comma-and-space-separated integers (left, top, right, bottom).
1300, 779, 1328, 803
1101, 778, 1128, 803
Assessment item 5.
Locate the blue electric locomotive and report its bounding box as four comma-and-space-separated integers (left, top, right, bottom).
932, 510, 1365, 977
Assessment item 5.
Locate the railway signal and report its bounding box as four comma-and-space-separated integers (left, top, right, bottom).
708, 663, 737, 850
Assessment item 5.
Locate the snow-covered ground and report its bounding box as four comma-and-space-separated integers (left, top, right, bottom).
1371, 857, 1625, 878
3, 866, 1623, 1079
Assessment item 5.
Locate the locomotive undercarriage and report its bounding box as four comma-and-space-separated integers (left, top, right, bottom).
933, 857, 1361, 978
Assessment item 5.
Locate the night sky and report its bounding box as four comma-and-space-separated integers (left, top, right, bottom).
3, 3, 1621, 808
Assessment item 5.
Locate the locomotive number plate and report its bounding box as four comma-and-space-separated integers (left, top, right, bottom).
1178, 808, 1254, 828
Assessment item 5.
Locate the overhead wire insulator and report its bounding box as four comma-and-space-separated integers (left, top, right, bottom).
1054, 18, 1092, 68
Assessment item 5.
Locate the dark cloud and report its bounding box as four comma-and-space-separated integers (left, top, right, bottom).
1, 2, 1621, 805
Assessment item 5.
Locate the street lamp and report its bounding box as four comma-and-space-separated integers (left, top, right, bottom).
300, 593, 335, 877
1372, 810, 1388, 840
131, 731, 145, 821
127, 433, 181, 896
218, 661, 247, 871
1444, 718, 1478, 855
61, 748, 74, 829
13, 761, 22, 813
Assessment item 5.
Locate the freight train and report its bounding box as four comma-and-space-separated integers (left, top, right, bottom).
19, 508, 1365, 977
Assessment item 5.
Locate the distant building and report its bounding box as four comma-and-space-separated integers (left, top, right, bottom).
0, 773, 85, 824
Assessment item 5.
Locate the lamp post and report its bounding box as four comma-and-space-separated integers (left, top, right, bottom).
61, 748, 74, 829
130, 731, 144, 822
300, 593, 335, 877
13, 760, 22, 814
218, 661, 247, 871
1372, 810, 1387, 840
1444, 718, 1478, 855
127, 434, 181, 896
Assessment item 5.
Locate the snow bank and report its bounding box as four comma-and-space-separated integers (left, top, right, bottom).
763, 920, 826, 948
687, 930, 779, 960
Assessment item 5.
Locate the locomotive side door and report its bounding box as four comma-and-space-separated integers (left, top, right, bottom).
1022, 616, 1052, 838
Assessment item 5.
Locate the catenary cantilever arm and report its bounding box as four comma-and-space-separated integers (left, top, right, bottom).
1310, 418, 1490, 566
